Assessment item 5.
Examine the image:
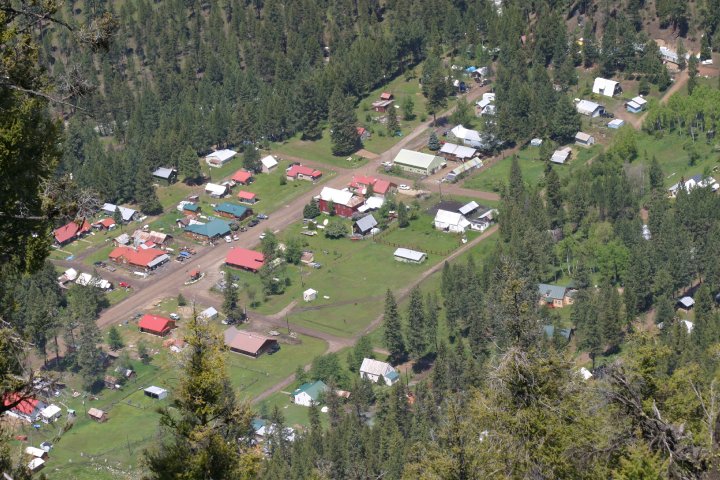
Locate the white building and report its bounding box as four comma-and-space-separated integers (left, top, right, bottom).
40, 404, 62, 423
576, 99, 604, 117
291, 380, 328, 407
668, 174, 720, 197
592, 77, 621, 97
359, 358, 400, 386
205, 183, 229, 198
102, 203, 138, 223
205, 149, 237, 168
393, 248, 427, 264
144, 386, 168, 400
261, 155, 279, 173
393, 149, 446, 175
450, 124, 484, 148
433, 209, 471, 233
75, 273, 112, 290
198, 306, 218, 320
551, 147, 572, 164
303, 288, 317, 302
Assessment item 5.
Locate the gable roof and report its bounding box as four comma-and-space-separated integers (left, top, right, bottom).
232, 170, 253, 183
459, 201, 480, 215
354, 214, 378, 233
287, 165, 322, 178
132, 230, 168, 245
237, 191, 256, 201
183, 203, 200, 212
360, 358, 396, 377
393, 149, 444, 169
319, 187, 357, 207
139, 314, 173, 333
380, 92, 393, 100
3, 393, 40, 415
551, 147, 572, 164
93, 218, 116, 229
261, 155, 278, 169
631, 96, 647, 106
152, 167, 175, 179
576, 100, 602, 115
206, 149, 237, 162
109, 246, 167, 267
592, 77, 619, 96
226, 248, 265, 271
214, 202, 248, 218
205, 183, 228, 196
53, 219, 91, 244
349, 176, 393, 195
292, 380, 328, 401
224, 327, 276, 355
102, 203, 137, 222
183, 219, 231, 238
439, 142, 477, 159
434, 209, 470, 228
450, 125, 482, 142
575, 132, 593, 142
538, 283, 567, 301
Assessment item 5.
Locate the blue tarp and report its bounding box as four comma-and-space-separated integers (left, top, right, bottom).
466, 66, 477, 73
180, 251, 191, 257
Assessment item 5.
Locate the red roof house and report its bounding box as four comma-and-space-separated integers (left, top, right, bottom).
348, 176, 395, 196
3, 394, 44, 422
109, 246, 169, 270
237, 191, 257, 204
53, 219, 91, 245
138, 314, 176, 336
93, 218, 116, 230
286, 165, 322, 182
232, 170, 253, 185
380, 92, 394, 100
226, 248, 265, 272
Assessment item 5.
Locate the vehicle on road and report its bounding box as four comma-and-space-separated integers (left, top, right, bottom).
232, 234, 239, 241
248, 219, 259, 227
259, 233, 266, 240
119, 282, 131, 289
224, 235, 232, 243
169, 313, 180, 321
257, 213, 269, 220
398, 184, 410, 190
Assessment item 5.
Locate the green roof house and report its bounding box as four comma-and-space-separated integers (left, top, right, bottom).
184, 219, 231, 240
292, 380, 328, 407
214, 202, 250, 220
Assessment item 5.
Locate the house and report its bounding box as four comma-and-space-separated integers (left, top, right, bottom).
678, 296, 695, 310
372, 99, 394, 113
3, 394, 45, 422
144, 386, 168, 400
199, 307, 218, 320
357, 196, 385, 213
575, 132, 595, 147
357, 127, 371, 141
292, 380, 328, 407
104, 375, 120, 389
224, 327, 278, 357
660, 45, 690, 65
434, 209, 471, 233
348, 176, 394, 197
318, 187, 364, 217
114, 233, 130, 246
286, 164, 323, 182
25, 447, 48, 460
183, 203, 201, 217
214, 202, 251, 220
261, 155, 279, 173
551, 147, 572, 164
439, 142, 477, 162
109, 246, 169, 270
668, 175, 720, 197
353, 214, 378, 235
92, 218, 116, 230
205, 149, 237, 168
28, 458, 45, 472
393, 149, 446, 175
538, 284, 576, 308
102, 203, 139, 223
394, 248, 427, 264
138, 314, 176, 336
75, 273, 112, 290
184, 219, 231, 241
53, 219, 92, 245
132, 229, 171, 247
576, 100, 604, 117
152, 167, 177, 184
205, 183, 229, 198
626, 96, 648, 113
359, 358, 400, 386
445, 157, 483, 182
235, 191, 256, 205
608, 119, 625, 129
39, 404, 62, 423
592, 77, 621, 97
300, 251, 315, 265
449, 125, 484, 149
303, 288, 317, 302
87, 407, 107, 422
226, 248, 265, 272
57, 267, 78, 285
380, 92, 394, 101
232, 170, 253, 185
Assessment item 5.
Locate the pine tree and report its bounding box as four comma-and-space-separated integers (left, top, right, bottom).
383, 290, 406, 363
688, 54, 699, 95
649, 156, 664, 191
428, 132, 441, 151
178, 145, 202, 183
677, 39, 687, 71
113, 206, 123, 226
144, 315, 261, 479
296, 79, 324, 140
387, 106, 400, 136
177, 293, 187, 306
425, 292, 439, 351
107, 326, 124, 351
76, 315, 103, 391
545, 167, 563, 228
397, 201, 409, 228
222, 281, 242, 324
243, 146, 261, 173
423, 54, 449, 126
406, 287, 427, 359
135, 161, 163, 215
328, 89, 360, 156
550, 95, 581, 143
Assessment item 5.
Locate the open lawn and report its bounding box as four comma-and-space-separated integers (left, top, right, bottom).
82, 244, 116, 267
257, 392, 318, 429
48, 231, 116, 262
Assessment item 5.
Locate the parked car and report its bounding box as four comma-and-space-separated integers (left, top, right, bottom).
169, 313, 180, 320
257, 213, 269, 220
233, 234, 240, 241
119, 282, 131, 289
93, 261, 106, 267
248, 219, 259, 227
224, 235, 232, 243
259, 233, 266, 240
398, 184, 410, 190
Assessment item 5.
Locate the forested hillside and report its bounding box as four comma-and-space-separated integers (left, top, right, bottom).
4, 0, 720, 478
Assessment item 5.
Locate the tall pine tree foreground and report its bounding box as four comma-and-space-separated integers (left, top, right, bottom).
383, 290, 406, 363
144, 316, 261, 479
328, 89, 360, 156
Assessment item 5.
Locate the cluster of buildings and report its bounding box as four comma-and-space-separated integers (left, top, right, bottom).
432, 200, 496, 234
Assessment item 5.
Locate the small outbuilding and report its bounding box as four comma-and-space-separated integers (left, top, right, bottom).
232, 170, 253, 185
261, 155, 278, 173
205, 183, 229, 198
138, 314, 176, 337
608, 119, 625, 129
87, 407, 107, 422
353, 214, 378, 235
551, 147, 572, 164
199, 306, 218, 320
678, 296, 695, 310
393, 248, 427, 264
303, 288, 318, 302
626, 96, 648, 113
237, 191, 257, 204
575, 132, 595, 147
39, 404, 62, 423
152, 167, 177, 184
576, 100, 604, 117
144, 386, 168, 400
592, 77, 621, 97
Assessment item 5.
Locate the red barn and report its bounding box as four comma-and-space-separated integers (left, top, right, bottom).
226, 248, 265, 272
138, 314, 176, 336
318, 187, 363, 218
53, 219, 91, 245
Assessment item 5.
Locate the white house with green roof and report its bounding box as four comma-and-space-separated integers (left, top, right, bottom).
291, 380, 328, 407
359, 358, 400, 386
